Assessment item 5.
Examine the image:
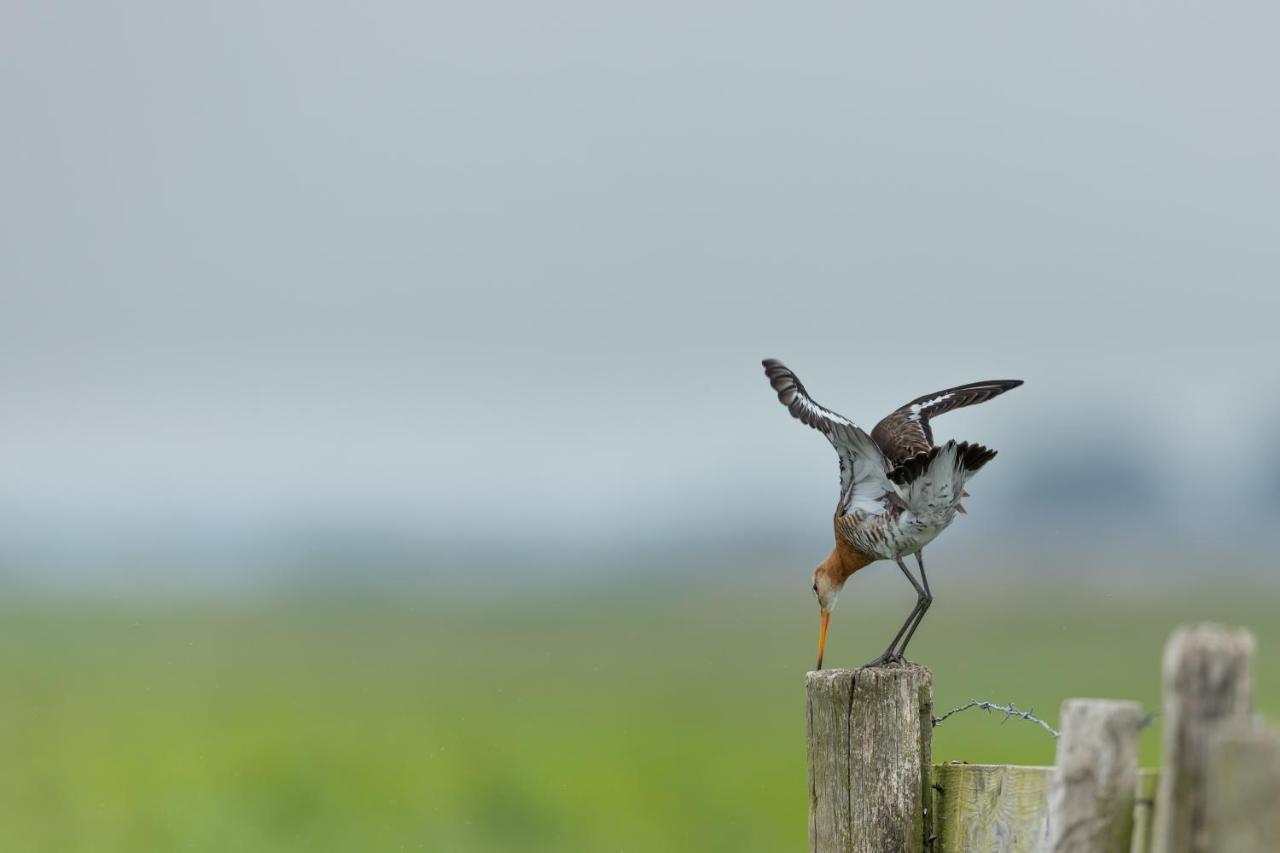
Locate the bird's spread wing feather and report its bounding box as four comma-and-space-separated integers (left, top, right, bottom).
762, 359, 898, 516
872, 379, 1023, 465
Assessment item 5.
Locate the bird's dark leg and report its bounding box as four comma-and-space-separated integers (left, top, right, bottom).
893, 552, 932, 656
893, 551, 934, 661
864, 557, 927, 667
870, 600, 923, 666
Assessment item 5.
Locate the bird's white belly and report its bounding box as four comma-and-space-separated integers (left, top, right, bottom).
850, 509, 956, 560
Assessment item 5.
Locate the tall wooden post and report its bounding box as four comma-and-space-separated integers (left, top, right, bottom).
1152, 624, 1255, 853
806, 664, 934, 853
1041, 699, 1141, 852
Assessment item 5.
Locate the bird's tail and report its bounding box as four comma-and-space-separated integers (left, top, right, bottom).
890, 440, 997, 513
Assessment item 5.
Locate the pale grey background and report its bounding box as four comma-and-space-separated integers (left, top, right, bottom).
2, 2, 1277, 591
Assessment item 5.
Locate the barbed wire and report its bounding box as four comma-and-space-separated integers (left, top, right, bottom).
932, 700, 1060, 737
933, 701, 1161, 738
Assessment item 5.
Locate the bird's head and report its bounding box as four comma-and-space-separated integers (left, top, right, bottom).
810, 548, 872, 670
811, 567, 841, 613
811, 560, 846, 671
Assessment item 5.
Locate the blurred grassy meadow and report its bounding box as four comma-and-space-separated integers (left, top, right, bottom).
4, 573, 1280, 853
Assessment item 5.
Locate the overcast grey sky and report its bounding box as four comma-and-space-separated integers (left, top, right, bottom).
2, 2, 1278, 573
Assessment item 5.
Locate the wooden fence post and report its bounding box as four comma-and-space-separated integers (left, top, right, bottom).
1041, 699, 1141, 852
1152, 624, 1255, 853
933, 763, 1051, 852
1205, 724, 1280, 852
806, 664, 933, 853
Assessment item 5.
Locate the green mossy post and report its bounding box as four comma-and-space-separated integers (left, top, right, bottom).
1130, 769, 1161, 853
932, 763, 1051, 852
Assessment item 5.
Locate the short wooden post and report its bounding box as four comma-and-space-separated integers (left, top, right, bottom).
1129, 769, 1160, 853
806, 664, 933, 853
1041, 699, 1141, 852
1152, 624, 1255, 853
933, 763, 1051, 852
1205, 724, 1280, 852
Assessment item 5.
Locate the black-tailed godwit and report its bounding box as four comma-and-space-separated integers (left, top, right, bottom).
762, 359, 1022, 669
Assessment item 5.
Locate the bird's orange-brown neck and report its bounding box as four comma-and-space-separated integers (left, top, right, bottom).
817, 541, 875, 588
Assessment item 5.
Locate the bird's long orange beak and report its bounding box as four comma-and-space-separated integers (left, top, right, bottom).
816, 608, 830, 670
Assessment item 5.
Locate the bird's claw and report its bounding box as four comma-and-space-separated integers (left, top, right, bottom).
863, 651, 905, 668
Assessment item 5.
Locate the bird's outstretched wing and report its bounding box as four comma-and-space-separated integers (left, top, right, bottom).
871, 379, 1023, 466
762, 359, 898, 516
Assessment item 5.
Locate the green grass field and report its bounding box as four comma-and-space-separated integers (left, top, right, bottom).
3, 576, 1277, 852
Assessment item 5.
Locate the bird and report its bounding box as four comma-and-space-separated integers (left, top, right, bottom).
761, 358, 1022, 670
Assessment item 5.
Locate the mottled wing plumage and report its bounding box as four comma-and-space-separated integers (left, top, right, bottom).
872, 380, 1023, 466
874, 418, 933, 468
762, 359, 898, 516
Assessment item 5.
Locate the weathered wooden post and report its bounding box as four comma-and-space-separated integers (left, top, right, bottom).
1205, 724, 1280, 852
1041, 699, 1141, 852
933, 763, 1052, 852
806, 664, 933, 853
1152, 624, 1255, 853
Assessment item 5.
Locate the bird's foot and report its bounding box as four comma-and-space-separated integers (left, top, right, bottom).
863, 651, 905, 668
